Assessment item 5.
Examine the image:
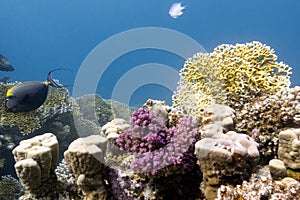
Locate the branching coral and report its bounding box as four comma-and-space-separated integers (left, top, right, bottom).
130, 116, 199, 176
212, 41, 291, 107
38, 87, 73, 122
172, 53, 224, 116
172, 41, 292, 116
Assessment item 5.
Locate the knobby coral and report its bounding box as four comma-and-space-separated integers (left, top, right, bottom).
235, 87, 300, 157
116, 108, 200, 176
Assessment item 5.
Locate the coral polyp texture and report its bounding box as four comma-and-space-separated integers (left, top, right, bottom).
216, 172, 300, 200
116, 107, 200, 176
235, 87, 300, 157
172, 41, 292, 116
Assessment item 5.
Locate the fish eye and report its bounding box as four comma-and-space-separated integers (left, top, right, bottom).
5, 96, 13, 101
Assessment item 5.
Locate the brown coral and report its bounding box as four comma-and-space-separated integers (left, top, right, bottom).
235, 87, 300, 158
13, 133, 60, 199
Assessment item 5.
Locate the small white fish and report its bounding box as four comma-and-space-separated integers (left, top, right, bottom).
169, 2, 186, 18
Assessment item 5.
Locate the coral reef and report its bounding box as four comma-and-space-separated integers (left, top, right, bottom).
0, 54, 14, 72
108, 165, 203, 200
105, 99, 136, 123
55, 159, 75, 187
194, 131, 260, 200
0, 133, 19, 177
107, 104, 202, 199
216, 168, 300, 200
0, 54, 14, 83
212, 41, 291, 108
2, 41, 299, 200
172, 69, 218, 117
143, 99, 171, 126
278, 128, 300, 169
64, 135, 109, 200
12, 133, 60, 199
235, 87, 300, 158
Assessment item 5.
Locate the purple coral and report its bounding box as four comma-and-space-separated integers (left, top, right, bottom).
131, 116, 199, 176
116, 108, 170, 153
116, 109, 200, 176
131, 108, 152, 126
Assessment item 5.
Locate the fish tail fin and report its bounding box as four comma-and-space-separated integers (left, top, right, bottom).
47, 68, 73, 88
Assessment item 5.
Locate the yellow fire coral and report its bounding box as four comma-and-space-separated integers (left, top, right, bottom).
172, 53, 224, 116
172, 41, 292, 116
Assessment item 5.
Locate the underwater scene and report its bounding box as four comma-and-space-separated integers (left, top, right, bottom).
1, 0, 300, 200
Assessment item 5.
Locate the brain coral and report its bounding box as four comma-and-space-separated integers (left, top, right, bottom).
172, 41, 292, 116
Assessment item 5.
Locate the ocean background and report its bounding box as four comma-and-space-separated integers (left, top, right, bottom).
0, 0, 299, 106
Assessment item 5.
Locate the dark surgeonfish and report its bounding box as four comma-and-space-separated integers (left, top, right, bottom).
5, 69, 65, 113
0, 54, 14, 72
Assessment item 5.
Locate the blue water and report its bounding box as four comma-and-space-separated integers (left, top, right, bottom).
0, 0, 299, 106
